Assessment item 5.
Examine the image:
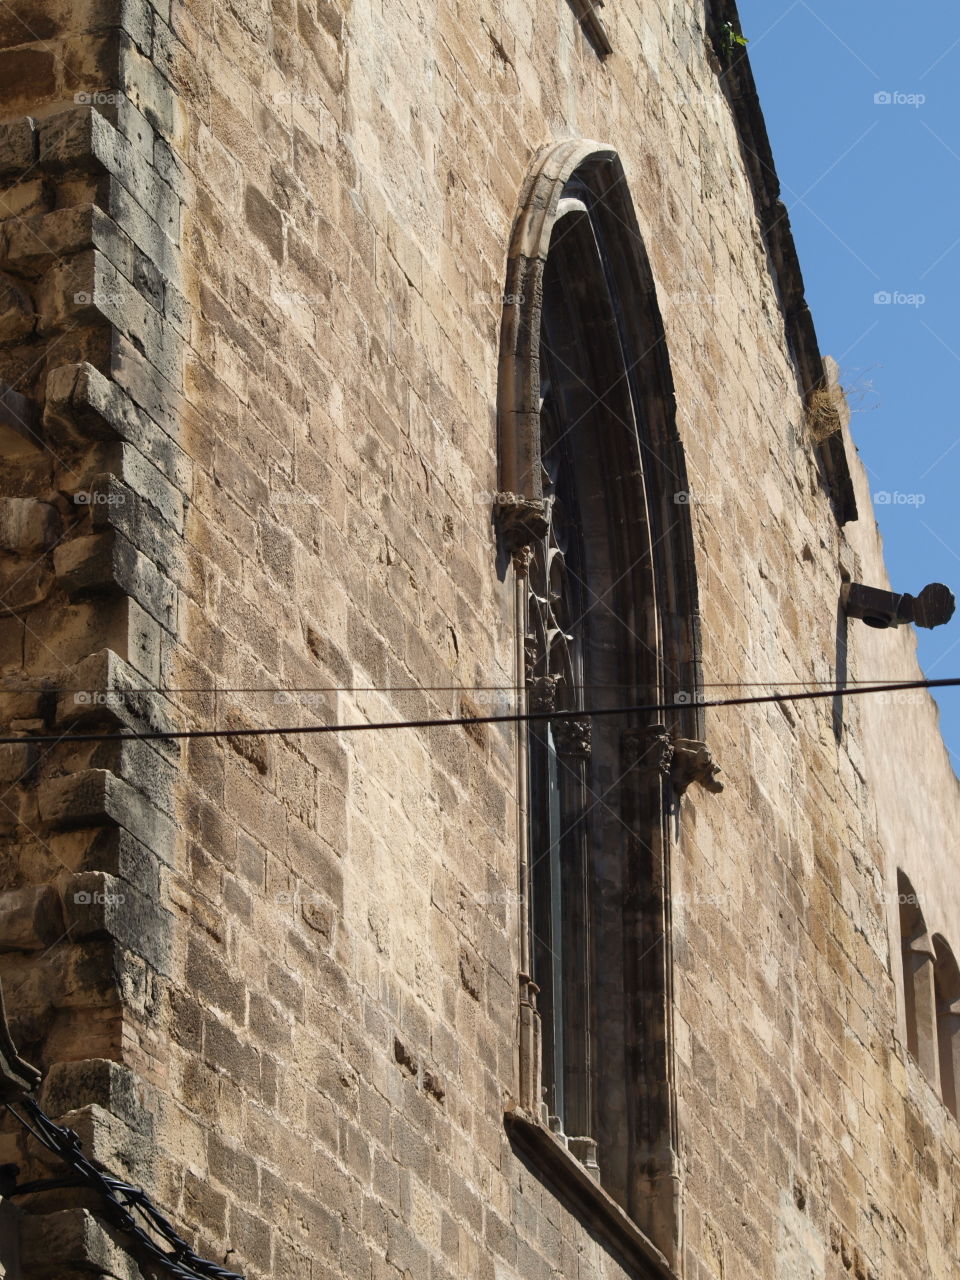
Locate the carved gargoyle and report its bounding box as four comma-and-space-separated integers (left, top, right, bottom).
621, 727, 723, 796
670, 738, 724, 795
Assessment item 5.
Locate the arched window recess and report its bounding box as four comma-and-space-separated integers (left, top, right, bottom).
933, 934, 960, 1119
496, 140, 722, 1265
898, 873, 940, 1089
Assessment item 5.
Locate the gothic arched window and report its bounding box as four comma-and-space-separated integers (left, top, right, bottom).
496, 141, 721, 1261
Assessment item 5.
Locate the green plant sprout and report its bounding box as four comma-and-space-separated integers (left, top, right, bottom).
719, 20, 749, 58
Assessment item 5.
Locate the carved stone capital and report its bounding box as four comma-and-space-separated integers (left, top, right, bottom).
495, 494, 549, 566
670, 738, 723, 794
528, 674, 561, 712
622, 724, 674, 777
551, 716, 591, 758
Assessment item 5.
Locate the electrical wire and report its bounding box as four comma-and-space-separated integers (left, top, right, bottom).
0, 677, 955, 747
0, 677, 941, 695
4, 1099, 244, 1280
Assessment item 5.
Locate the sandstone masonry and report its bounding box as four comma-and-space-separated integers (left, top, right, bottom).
0, 1, 956, 1279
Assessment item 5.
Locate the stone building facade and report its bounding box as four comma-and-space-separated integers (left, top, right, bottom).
0, 0, 957, 1278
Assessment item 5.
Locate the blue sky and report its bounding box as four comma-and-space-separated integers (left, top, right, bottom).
737, 0, 960, 768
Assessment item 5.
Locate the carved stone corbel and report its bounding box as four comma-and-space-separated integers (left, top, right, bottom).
495, 494, 549, 572
527, 674, 560, 712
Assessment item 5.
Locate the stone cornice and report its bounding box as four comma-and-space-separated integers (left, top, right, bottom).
707, 0, 858, 525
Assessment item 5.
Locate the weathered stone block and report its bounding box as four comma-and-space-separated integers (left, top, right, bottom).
39, 1058, 150, 1136
0, 116, 35, 178
53, 528, 178, 632
54, 646, 178, 747
44, 361, 191, 501
37, 105, 180, 243
18, 1207, 144, 1279
0, 498, 59, 553
61, 869, 172, 973
0, 885, 64, 950
36, 769, 175, 857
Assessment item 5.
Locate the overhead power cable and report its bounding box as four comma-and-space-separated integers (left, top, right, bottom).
4, 1098, 244, 1280
0, 677, 934, 695
0, 677, 956, 748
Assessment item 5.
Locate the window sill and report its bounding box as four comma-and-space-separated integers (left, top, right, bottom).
504, 1109, 676, 1279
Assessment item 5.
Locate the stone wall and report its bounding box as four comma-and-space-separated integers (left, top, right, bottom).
0, 1, 957, 1278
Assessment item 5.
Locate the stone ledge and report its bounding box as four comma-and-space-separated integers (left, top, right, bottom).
60, 869, 171, 974
53, 528, 177, 633
36, 106, 179, 245
504, 1109, 676, 1280
0, 117, 36, 180
39, 1059, 153, 1139
35, 770, 176, 858
54, 647, 179, 749
19, 1207, 146, 1280
44, 361, 191, 504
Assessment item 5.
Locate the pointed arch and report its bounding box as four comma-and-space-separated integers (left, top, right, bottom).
497, 140, 716, 1264
497, 140, 705, 737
